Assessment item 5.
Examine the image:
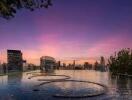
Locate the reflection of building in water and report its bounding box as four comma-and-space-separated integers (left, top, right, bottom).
7, 50, 23, 71
8, 72, 22, 85
40, 56, 56, 72
0, 75, 8, 86
22, 60, 28, 71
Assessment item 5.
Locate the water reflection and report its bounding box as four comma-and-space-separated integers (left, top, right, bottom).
0, 75, 8, 88
0, 70, 131, 100
8, 72, 22, 85
116, 76, 132, 99
41, 81, 105, 97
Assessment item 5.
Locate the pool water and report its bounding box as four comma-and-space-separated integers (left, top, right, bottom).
0, 70, 132, 100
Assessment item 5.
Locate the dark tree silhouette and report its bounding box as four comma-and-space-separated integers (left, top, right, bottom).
108, 48, 132, 74
0, 0, 52, 19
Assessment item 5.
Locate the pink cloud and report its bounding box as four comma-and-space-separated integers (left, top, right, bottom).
22, 31, 132, 65
87, 36, 132, 58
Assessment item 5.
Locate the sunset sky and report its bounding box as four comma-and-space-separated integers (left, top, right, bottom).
0, 0, 132, 65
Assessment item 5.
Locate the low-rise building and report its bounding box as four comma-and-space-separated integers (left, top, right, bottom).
40, 56, 56, 72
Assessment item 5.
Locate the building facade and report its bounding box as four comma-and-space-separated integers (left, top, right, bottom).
0, 62, 2, 74
7, 50, 23, 71
40, 56, 56, 72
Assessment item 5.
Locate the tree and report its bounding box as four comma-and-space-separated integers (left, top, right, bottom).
0, 0, 52, 19
84, 62, 92, 69
108, 48, 132, 74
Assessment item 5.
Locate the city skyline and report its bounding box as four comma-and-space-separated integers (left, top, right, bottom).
0, 0, 132, 65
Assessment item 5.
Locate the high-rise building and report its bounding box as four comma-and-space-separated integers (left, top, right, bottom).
7, 50, 23, 71
40, 56, 56, 72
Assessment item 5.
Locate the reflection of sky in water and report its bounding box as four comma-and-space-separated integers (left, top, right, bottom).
54, 70, 110, 85
39, 81, 104, 96
0, 70, 131, 100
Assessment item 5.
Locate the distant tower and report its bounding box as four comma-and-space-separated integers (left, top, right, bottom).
100, 56, 105, 66
94, 61, 99, 70
73, 60, 76, 69
57, 61, 61, 69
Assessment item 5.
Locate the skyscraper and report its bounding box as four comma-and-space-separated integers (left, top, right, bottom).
7, 50, 23, 71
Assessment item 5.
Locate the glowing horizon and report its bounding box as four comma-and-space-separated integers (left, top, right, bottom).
0, 0, 132, 65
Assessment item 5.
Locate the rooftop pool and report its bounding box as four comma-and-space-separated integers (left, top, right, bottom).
0, 70, 132, 100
